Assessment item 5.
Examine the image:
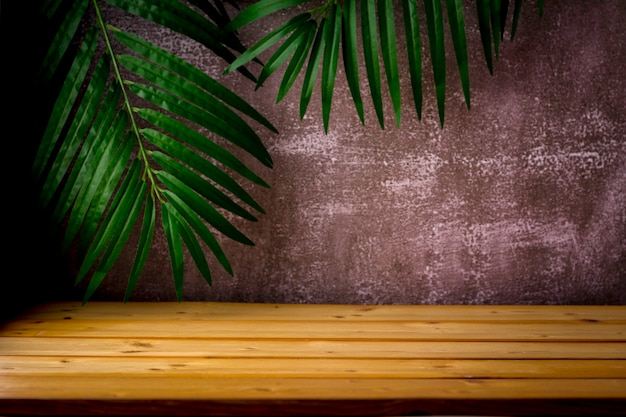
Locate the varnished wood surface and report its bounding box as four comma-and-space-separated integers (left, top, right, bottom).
1, 302, 625, 416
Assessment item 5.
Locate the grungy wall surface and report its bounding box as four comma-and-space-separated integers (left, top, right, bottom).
79, 0, 625, 304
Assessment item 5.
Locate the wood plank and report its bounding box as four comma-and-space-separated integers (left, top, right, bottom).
2, 337, 624, 359
2, 356, 625, 378
2, 302, 625, 416
15, 302, 626, 322
1, 376, 626, 400
2, 319, 624, 341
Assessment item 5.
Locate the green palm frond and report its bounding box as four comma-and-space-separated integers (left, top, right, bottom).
30, 0, 275, 303
224, 0, 541, 129
20, 0, 545, 303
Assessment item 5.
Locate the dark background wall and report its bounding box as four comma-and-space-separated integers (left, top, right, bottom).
23, 0, 626, 306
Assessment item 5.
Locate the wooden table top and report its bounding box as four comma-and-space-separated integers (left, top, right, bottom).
1, 302, 625, 415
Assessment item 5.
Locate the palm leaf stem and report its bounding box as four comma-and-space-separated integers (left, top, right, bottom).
92, 0, 160, 200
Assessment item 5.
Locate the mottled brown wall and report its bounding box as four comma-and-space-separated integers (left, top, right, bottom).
83, 0, 625, 304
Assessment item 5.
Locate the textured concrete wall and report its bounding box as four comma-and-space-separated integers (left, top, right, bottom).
81, 0, 625, 304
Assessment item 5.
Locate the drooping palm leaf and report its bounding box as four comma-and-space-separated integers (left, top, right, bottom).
39, 53, 112, 209
500, 0, 510, 39
50, 84, 122, 229
321, 3, 342, 132
31, 0, 274, 302
510, 0, 524, 40
476, 0, 494, 74
423, 0, 446, 127
157, 171, 255, 246
224, 12, 312, 74
75, 158, 143, 284
225, 0, 542, 129
299, 18, 327, 119
378, 0, 402, 127
341, 0, 365, 124
76, 130, 135, 258
276, 20, 317, 102
106, 0, 257, 81
141, 127, 266, 213
361, 0, 385, 128
124, 193, 156, 301
490, 0, 502, 58
33, 23, 98, 181
446, 0, 470, 109
63, 111, 131, 254
163, 189, 234, 275
82, 174, 147, 303
225, 0, 311, 31
402, 0, 423, 120
151, 150, 258, 222
161, 202, 186, 300
112, 28, 277, 133
37, 0, 91, 85
255, 19, 316, 90
170, 203, 213, 287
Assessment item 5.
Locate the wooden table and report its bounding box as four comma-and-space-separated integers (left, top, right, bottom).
1, 302, 625, 415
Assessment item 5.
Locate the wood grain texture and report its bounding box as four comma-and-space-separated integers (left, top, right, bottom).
1, 302, 625, 416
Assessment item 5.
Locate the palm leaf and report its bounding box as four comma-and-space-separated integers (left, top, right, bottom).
361, 0, 385, 128
161, 202, 185, 301
500, 0, 510, 39
37, 0, 90, 85
77, 131, 136, 258
226, 0, 540, 129
510, 0, 523, 41
39, 53, 112, 208
167, 202, 214, 289
490, 0, 502, 58
477, 0, 494, 74
138, 109, 270, 188
424, 0, 446, 127
321, 3, 342, 133
299, 18, 327, 119
378, 0, 401, 127
157, 171, 255, 247
402, 0, 423, 120
30, 0, 274, 302
33, 25, 98, 180
75, 158, 143, 285
50, 85, 122, 228
151, 150, 258, 222
106, 0, 257, 81
112, 28, 277, 133
163, 190, 234, 275
277, 20, 317, 103
341, 0, 364, 124
62, 112, 131, 254
128, 81, 273, 167
81, 177, 147, 304
142, 127, 266, 213
446, 0, 470, 109
226, 0, 311, 31
224, 12, 312, 74
124, 194, 156, 302
255, 19, 315, 90
117, 52, 275, 165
